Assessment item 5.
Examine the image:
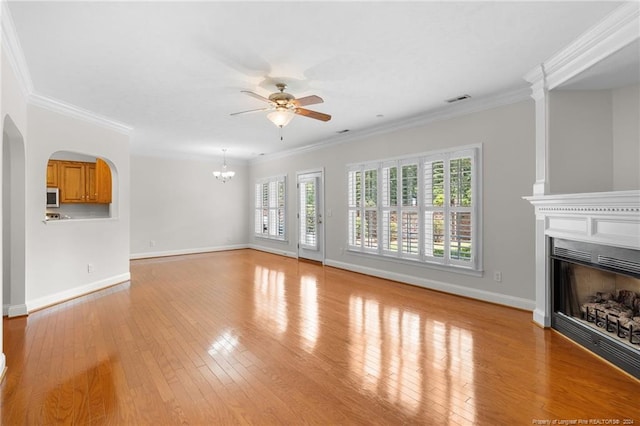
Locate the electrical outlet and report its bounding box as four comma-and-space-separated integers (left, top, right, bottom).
149, 240, 156, 247
494, 271, 502, 282
87, 263, 94, 274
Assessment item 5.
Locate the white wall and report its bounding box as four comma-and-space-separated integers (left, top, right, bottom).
547, 86, 640, 194
130, 155, 250, 258
25, 104, 130, 309
612, 84, 640, 190
549, 90, 614, 194
251, 100, 537, 309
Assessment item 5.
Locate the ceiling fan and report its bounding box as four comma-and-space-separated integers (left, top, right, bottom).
231, 83, 331, 128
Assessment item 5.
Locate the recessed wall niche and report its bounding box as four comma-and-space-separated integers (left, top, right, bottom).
46, 151, 115, 220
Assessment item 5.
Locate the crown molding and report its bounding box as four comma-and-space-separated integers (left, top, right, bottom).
524, 2, 640, 88
1, 2, 133, 135
251, 86, 530, 164
29, 93, 133, 135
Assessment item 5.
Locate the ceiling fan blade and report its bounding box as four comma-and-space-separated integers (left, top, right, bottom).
292, 95, 324, 107
230, 107, 270, 116
241, 90, 272, 103
295, 108, 331, 122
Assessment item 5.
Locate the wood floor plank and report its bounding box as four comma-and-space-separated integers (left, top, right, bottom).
2, 249, 639, 424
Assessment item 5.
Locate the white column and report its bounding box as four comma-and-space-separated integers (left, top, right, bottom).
527, 65, 549, 196
527, 65, 551, 327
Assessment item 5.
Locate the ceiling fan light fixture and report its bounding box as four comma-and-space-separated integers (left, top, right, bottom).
267, 108, 295, 128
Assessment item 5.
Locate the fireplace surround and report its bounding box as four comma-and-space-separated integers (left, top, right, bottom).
525, 190, 640, 377
550, 237, 640, 377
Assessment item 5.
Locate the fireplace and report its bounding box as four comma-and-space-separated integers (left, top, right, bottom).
524, 190, 640, 377
551, 237, 640, 378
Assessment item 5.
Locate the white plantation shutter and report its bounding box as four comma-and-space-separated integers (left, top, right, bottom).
255, 176, 286, 240
347, 167, 361, 248
363, 168, 378, 251
346, 145, 480, 272
382, 163, 398, 254
423, 150, 476, 267
348, 165, 378, 251
424, 156, 445, 259
268, 180, 277, 236
400, 161, 419, 258
448, 153, 474, 265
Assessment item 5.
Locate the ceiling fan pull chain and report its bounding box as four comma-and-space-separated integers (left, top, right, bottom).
280, 126, 284, 141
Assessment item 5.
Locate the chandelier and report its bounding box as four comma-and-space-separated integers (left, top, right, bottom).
213, 149, 235, 183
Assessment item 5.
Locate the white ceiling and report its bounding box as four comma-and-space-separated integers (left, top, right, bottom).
6, 1, 627, 161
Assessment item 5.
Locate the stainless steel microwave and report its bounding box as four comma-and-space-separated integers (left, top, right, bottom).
46, 187, 59, 207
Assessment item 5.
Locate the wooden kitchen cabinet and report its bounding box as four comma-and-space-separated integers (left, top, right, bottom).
58, 161, 86, 203
46, 161, 59, 187
54, 159, 112, 204
95, 158, 112, 203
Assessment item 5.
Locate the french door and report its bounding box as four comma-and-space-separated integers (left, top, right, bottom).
297, 170, 324, 263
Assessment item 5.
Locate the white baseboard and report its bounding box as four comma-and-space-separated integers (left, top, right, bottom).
0, 354, 6, 384
130, 244, 249, 260
248, 244, 297, 259
533, 308, 551, 328
26, 273, 131, 313
7, 303, 27, 317
325, 259, 535, 311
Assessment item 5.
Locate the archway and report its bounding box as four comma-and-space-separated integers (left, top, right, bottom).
2, 115, 27, 317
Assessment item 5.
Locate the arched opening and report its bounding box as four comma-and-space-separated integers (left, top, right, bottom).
46, 151, 116, 220
2, 115, 27, 317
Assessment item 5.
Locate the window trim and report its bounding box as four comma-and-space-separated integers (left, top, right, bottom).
347, 144, 483, 274
254, 175, 287, 241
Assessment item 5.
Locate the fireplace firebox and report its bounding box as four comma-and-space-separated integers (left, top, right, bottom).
551, 238, 640, 378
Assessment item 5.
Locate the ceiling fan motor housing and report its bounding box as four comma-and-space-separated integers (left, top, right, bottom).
269, 91, 295, 107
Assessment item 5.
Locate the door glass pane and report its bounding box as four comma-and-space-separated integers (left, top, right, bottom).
300, 180, 317, 248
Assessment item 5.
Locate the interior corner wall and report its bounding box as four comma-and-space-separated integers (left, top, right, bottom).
129, 154, 250, 258
250, 100, 536, 308
612, 83, 640, 190
548, 90, 614, 194
25, 104, 130, 309
1, 46, 29, 372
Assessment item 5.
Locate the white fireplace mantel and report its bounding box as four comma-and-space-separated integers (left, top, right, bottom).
524, 190, 640, 327
524, 190, 640, 250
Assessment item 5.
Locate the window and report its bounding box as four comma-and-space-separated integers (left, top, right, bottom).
255, 175, 286, 240
347, 145, 481, 272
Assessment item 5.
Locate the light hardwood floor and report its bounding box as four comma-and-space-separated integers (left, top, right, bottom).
2, 249, 639, 424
